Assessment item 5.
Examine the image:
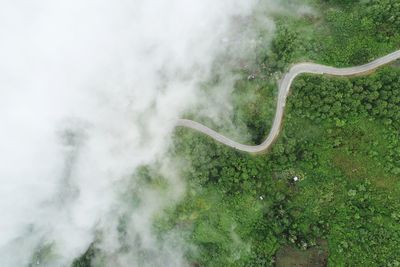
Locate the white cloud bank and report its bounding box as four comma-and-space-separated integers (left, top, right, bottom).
0, 0, 295, 266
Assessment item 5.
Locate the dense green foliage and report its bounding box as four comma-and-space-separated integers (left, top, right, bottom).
262, 0, 400, 70
72, 1, 400, 266
231, 79, 277, 144
167, 66, 400, 266
71, 245, 99, 267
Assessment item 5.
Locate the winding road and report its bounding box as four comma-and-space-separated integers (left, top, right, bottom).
176, 50, 400, 154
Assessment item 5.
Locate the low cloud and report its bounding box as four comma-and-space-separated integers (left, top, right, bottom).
0, 0, 307, 266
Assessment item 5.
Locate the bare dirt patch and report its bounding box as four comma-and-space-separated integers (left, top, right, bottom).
275, 240, 328, 267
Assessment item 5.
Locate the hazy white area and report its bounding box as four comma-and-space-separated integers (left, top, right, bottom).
0, 0, 304, 266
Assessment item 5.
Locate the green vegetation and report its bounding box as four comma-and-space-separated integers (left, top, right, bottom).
71, 245, 99, 267
231, 79, 277, 144
263, 0, 400, 69
167, 66, 400, 267
72, 1, 400, 266
160, 1, 400, 265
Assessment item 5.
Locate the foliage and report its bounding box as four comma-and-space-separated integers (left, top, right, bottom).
71, 244, 99, 267
261, 0, 400, 69
71, 1, 400, 266
168, 66, 400, 266
158, 1, 400, 265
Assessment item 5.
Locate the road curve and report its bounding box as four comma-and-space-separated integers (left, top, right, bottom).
176, 50, 400, 154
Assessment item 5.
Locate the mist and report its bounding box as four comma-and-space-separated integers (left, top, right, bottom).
0, 0, 298, 266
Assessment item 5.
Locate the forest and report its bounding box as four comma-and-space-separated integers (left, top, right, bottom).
160, 0, 400, 266
72, 0, 400, 266
167, 66, 400, 266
